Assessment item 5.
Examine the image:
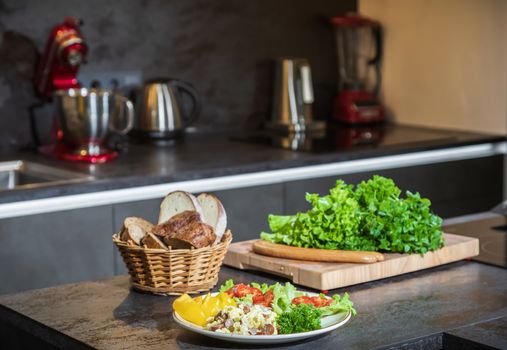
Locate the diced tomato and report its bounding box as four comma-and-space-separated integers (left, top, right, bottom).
262, 290, 274, 307
291, 295, 332, 308
252, 294, 264, 304
228, 284, 263, 299
321, 290, 329, 295
226, 284, 276, 308
311, 296, 333, 307
291, 296, 313, 305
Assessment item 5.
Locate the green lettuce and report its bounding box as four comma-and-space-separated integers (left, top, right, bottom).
250, 282, 270, 293
218, 279, 234, 293
319, 292, 356, 316
261, 176, 444, 254
270, 282, 303, 315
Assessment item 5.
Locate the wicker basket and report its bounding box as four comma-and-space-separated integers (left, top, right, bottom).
112, 230, 232, 295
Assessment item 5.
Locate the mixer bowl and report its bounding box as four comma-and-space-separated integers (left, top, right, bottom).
54, 88, 133, 155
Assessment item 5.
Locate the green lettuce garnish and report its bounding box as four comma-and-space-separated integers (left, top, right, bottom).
218, 279, 234, 293
270, 282, 303, 314
250, 282, 270, 293
319, 292, 356, 316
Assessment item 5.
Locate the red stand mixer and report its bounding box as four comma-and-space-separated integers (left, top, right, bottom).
34, 17, 87, 99
331, 14, 385, 124
32, 17, 133, 163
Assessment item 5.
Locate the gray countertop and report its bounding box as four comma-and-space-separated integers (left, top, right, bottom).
0, 124, 504, 204
0, 261, 506, 350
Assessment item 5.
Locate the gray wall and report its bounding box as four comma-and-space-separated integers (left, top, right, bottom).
0, 0, 355, 150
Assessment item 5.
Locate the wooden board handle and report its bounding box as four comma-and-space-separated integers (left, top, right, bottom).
252, 240, 384, 264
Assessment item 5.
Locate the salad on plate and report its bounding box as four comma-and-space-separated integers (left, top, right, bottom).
172, 279, 356, 336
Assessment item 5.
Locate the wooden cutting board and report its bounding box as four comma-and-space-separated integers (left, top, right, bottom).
223, 233, 479, 290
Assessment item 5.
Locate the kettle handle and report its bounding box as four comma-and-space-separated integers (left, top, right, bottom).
110, 95, 134, 134
170, 80, 201, 126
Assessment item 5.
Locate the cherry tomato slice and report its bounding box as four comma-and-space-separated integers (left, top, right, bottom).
252, 294, 265, 304
291, 295, 332, 307
291, 296, 313, 305
229, 284, 263, 299
311, 296, 332, 308
262, 290, 274, 307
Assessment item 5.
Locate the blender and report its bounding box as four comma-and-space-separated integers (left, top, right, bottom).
331, 14, 384, 124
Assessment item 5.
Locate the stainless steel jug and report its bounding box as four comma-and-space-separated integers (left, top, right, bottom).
134, 78, 201, 139
54, 88, 134, 155
269, 58, 325, 133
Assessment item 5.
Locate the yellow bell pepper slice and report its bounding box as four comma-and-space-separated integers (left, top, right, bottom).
173, 292, 237, 327
173, 294, 207, 327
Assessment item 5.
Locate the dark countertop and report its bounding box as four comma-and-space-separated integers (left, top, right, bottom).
0, 262, 506, 350
0, 123, 504, 204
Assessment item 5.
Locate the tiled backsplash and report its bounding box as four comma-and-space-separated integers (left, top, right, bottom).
0, 0, 355, 150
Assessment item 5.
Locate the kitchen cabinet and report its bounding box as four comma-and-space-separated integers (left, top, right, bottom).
284, 155, 503, 219
210, 184, 284, 241
0, 205, 114, 295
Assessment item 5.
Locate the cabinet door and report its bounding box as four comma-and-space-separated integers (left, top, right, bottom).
211, 184, 284, 242
0, 205, 114, 295
284, 156, 503, 218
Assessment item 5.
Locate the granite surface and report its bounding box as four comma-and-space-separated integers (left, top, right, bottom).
0, 124, 504, 204
0, 261, 506, 350
444, 316, 507, 349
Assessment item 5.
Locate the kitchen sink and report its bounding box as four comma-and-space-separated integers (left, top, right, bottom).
0, 160, 91, 191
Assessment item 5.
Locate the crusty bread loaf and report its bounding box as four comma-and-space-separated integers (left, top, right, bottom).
158, 191, 204, 224
153, 210, 201, 237
154, 210, 216, 249
197, 193, 227, 245
163, 220, 216, 249
142, 232, 168, 249
120, 217, 154, 245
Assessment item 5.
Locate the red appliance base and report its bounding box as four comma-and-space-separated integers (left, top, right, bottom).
333, 91, 385, 124
39, 144, 118, 164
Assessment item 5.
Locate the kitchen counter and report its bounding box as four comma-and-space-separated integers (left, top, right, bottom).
0, 261, 506, 350
0, 124, 504, 214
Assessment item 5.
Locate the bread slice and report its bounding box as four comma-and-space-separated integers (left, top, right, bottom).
197, 193, 227, 245
142, 231, 168, 249
162, 237, 194, 249
120, 217, 154, 245
158, 191, 204, 224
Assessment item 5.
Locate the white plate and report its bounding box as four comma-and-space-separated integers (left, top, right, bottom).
173, 292, 352, 344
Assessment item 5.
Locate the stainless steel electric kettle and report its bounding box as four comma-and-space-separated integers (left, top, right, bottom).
269, 58, 325, 133
133, 78, 201, 140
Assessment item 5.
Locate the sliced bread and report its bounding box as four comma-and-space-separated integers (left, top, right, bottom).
197, 193, 227, 245
142, 231, 168, 249
158, 191, 204, 224
120, 217, 154, 245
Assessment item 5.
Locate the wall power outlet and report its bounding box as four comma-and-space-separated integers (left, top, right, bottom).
77, 70, 143, 91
